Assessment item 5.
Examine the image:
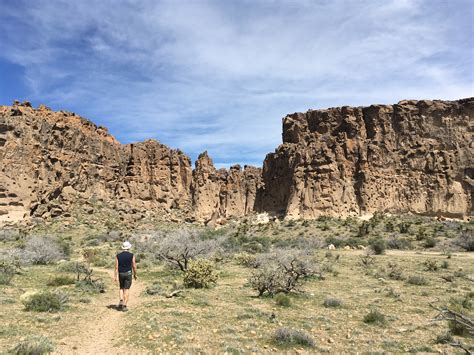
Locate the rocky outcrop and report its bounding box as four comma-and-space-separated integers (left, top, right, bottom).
0, 102, 194, 222
1, 98, 472, 223
0, 101, 261, 223
191, 152, 262, 221
259, 98, 473, 219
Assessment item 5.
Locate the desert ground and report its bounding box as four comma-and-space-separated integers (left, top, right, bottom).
1, 214, 473, 354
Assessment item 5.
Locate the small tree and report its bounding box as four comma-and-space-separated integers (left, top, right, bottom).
249, 250, 316, 296
156, 229, 219, 272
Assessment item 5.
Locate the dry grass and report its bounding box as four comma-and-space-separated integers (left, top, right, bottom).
0, 216, 473, 353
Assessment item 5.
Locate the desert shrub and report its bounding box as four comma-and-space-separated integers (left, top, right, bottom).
423, 259, 439, 271
22, 236, 64, 265
183, 259, 218, 288
369, 238, 386, 255
441, 260, 449, 269
273, 328, 315, 348
435, 332, 453, 344
47, 275, 75, 286
249, 250, 315, 296
325, 236, 344, 249
386, 236, 412, 250
75, 279, 105, 294
23, 291, 68, 312
275, 294, 291, 307
357, 221, 371, 237
323, 297, 342, 308
363, 309, 386, 325
387, 262, 404, 280
156, 229, 220, 271
359, 254, 375, 268
11, 335, 54, 354
423, 237, 437, 248
455, 230, 474, 251
145, 282, 162, 295
0, 258, 20, 285
234, 252, 258, 268
407, 275, 428, 285
398, 222, 411, 234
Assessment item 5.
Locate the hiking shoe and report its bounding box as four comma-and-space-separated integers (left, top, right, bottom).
122, 306, 128, 312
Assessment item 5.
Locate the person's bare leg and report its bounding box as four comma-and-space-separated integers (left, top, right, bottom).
119, 289, 124, 305
123, 289, 130, 306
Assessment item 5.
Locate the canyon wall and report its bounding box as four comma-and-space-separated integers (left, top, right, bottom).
0, 101, 260, 223
0, 98, 472, 223
259, 98, 473, 219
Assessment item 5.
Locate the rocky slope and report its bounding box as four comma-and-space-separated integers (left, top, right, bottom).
259, 98, 473, 219
0, 98, 472, 223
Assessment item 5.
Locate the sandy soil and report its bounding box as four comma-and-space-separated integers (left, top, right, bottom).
54, 269, 146, 355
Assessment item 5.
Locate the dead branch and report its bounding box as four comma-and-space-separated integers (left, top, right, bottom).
429, 302, 474, 336
166, 290, 183, 298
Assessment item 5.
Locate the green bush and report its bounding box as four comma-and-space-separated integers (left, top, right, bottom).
407, 275, 428, 285
23, 292, 68, 312
0, 259, 18, 285
323, 297, 342, 308
47, 275, 75, 286
275, 294, 291, 307
423, 237, 437, 248
11, 335, 54, 354
369, 238, 386, 255
183, 259, 218, 288
273, 328, 315, 348
363, 309, 386, 325
234, 252, 258, 268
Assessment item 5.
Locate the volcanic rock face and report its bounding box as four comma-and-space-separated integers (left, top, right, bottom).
0, 98, 472, 223
0, 102, 261, 223
260, 98, 473, 219
191, 152, 262, 221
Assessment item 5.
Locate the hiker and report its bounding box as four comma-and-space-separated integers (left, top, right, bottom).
114, 241, 137, 311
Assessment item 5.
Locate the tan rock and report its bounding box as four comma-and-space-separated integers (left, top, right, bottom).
259, 98, 473, 220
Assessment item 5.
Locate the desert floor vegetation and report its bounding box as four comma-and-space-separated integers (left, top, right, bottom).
0, 214, 473, 353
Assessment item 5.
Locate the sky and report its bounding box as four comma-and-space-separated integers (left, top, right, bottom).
0, 0, 473, 168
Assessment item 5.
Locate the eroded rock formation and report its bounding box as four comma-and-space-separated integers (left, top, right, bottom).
191, 152, 262, 221
0, 98, 472, 223
0, 101, 261, 223
260, 98, 473, 219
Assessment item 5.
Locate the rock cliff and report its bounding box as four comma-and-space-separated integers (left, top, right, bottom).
259, 98, 473, 219
0, 101, 263, 223
0, 98, 472, 223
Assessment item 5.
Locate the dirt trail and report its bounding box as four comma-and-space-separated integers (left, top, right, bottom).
54, 268, 146, 355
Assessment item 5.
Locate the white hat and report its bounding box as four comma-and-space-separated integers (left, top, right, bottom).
122, 241, 132, 250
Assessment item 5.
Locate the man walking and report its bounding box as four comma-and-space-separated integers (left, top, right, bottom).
114, 241, 137, 311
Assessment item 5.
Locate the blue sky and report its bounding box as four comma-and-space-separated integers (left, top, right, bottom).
0, 0, 472, 168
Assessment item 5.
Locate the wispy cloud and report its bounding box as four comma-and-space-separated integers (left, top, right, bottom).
0, 0, 472, 166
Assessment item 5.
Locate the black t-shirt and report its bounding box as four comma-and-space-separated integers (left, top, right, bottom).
117, 251, 133, 273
